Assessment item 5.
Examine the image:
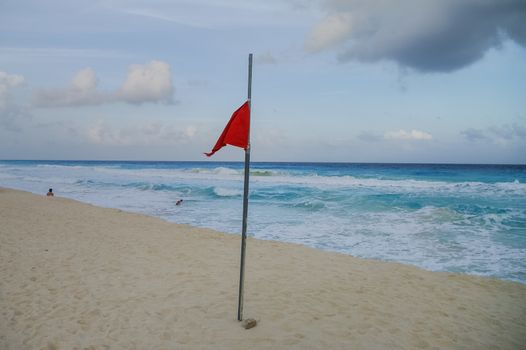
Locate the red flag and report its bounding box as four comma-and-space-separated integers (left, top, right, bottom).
205, 101, 250, 157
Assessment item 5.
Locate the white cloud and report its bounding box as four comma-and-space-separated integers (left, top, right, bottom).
0, 70, 28, 131
384, 129, 433, 141
357, 131, 382, 142
255, 52, 278, 65
306, 12, 353, 52
461, 123, 526, 145
0, 47, 130, 60
87, 121, 118, 145
109, 0, 311, 29
72, 68, 98, 90
33, 61, 175, 108
461, 128, 489, 142
117, 61, 174, 104
32, 68, 106, 107
0, 71, 25, 109
87, 121, 198, 146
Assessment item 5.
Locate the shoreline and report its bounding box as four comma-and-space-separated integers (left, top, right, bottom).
1, 161, 524, 285
1, 187, 525, 349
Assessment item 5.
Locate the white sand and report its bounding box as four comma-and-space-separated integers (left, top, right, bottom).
1, 187, 525, 349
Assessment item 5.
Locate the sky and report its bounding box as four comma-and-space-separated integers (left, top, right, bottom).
1, 0, 525, 163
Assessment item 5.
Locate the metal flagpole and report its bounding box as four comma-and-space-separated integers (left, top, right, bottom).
237, 53, 253, 321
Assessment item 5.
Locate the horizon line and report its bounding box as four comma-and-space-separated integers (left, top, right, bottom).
1, 159, 525, 166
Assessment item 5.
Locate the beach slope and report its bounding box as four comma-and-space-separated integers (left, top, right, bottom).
1, 187, 525, 349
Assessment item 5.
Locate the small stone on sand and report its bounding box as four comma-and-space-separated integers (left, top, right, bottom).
241, 318, 257, 329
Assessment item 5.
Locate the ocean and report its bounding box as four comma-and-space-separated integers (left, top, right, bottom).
1, 160, 525, 283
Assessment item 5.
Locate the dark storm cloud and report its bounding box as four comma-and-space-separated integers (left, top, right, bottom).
461, 123, 526, 142
461, 128, 490, 142
307, 0, 526, 72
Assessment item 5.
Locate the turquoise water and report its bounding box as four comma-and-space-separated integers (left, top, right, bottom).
1, 160, 525, 283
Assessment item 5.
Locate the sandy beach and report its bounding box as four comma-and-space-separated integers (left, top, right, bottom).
1, 187, 525, 349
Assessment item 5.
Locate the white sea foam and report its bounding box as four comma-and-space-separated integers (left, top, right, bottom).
251, 205, 526, 282
213, 187, 243, 197
187, 167, 241, 176
0, 173, 16, 180
1, 161, 524, 283
12, 163, 524, 197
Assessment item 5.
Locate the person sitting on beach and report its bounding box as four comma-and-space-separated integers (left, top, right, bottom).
176, 199, 183, 206
46, 188, 54, 197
